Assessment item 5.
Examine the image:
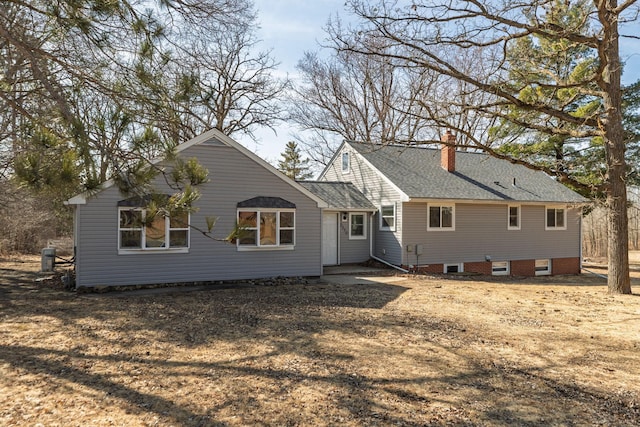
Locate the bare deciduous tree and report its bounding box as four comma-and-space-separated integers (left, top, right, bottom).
289, 39, 438, 165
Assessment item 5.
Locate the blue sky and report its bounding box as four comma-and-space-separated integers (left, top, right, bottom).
240, 1, 640, 164
238, 0, 345, 163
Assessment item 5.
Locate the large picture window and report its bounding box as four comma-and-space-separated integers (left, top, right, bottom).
428, 204, 455, 230
545, 206, 566, 230
237, 209, 295, 249
118, 208, 189, 253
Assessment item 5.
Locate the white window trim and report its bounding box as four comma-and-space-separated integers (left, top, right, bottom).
492, 261, 510, 276
348, 212, 367, 240
427, 203, 456, 231
545, 206, 567, 230
341, 151, 350, 173
379, 204, 396, 231
507, 205, 521, 230
535, 259, 552, 276
118, 207, 190, 255
444, 263, 463, 274
236, 208, 296, 251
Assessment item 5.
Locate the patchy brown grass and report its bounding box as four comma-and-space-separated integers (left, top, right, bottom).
1, 256, 640, 426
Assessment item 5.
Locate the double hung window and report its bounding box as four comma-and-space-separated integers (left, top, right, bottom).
380, 205, 395, 231
545, 207, 566, 230
508, 205, 520, 230
349, 213, 366, 239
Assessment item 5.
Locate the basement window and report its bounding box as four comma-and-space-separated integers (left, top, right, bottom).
535, 259, 551, 276
492, 261, 510, 276
444, 263, 463, 274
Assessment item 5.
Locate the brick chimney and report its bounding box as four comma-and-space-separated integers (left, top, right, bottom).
441, 130, 456, 172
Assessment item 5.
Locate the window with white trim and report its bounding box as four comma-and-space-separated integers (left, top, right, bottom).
349, 213, 366, 239
428, 204, 455, 230
118, 208, 189, 253
444, 263, 463, 273
341, 151, 350, 173
535, 259, 551, 275
492, 261, 510, 276
380, 204, 395, 231
508, 205, 520, 230
237, 209, 295, 249
545, 206, 566, 230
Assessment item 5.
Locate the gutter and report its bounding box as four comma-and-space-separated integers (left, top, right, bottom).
369, 212, 409, 273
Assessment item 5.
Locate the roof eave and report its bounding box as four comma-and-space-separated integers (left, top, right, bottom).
407, 197, 589, 205
322, 207, 378, 212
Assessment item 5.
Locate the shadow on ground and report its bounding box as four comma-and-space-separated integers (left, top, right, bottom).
1, 260, 638, 425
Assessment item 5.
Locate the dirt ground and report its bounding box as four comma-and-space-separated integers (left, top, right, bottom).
1, 255, 640, 426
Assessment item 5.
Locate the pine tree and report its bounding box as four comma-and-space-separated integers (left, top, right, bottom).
278, 141, 314, 180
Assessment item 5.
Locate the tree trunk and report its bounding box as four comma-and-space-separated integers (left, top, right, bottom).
601, 0, 631, 294
607, 176, 631, 294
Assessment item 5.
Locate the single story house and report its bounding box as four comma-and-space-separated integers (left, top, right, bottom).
66, 129, 587, 288
66, 129, 327, 288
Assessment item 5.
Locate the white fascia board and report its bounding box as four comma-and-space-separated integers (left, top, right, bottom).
317, 140, 348, 181
322, 207, 378, 213
64, 195, 87, 205
408, 197, 589, 206
64, 179, 115, 205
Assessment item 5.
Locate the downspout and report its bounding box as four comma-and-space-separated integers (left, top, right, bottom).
579, 209, 583, 271
369, 212, 409, 273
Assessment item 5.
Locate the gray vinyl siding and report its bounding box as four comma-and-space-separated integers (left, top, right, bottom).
75, 144, 322, 287
322, 144, 404, 265
401, 202, 581, 265
336, 212, 370, 264
373, 205, 403, 265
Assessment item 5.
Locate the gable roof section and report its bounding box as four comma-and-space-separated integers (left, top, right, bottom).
298, 181, 377, 211
318, 140, 409, 202
347, 142, 587, 204
66, 128, 327, 208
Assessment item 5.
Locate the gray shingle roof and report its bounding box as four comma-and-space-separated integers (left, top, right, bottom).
298, 181, 377, 210
349, 142, 587, 203
237, 196, 296, 208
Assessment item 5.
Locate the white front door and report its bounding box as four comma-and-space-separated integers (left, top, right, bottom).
322, 212, 338, 266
